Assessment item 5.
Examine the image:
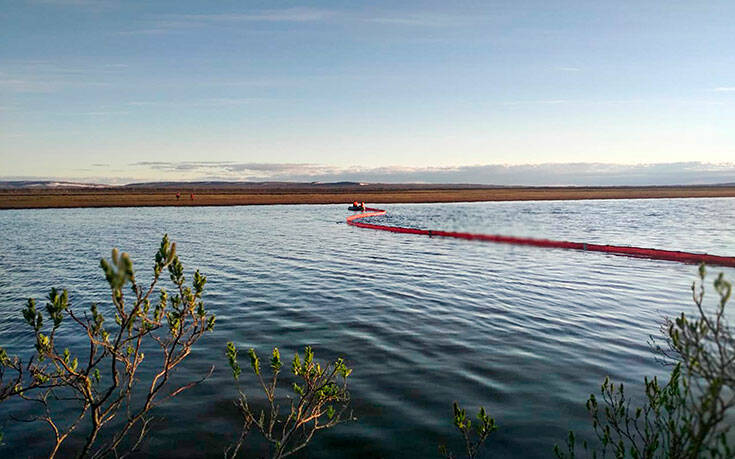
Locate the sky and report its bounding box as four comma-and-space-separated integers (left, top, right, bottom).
1, 0, 734, 185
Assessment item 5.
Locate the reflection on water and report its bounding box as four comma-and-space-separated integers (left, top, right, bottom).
1, 198, 734, 457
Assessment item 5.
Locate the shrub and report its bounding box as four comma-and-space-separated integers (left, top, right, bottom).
440, 402, 497, 459
225, 343, 354, 458
556, 266, 735, 458
0, 235, 216, 458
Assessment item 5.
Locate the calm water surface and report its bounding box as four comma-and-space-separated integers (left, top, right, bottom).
1, 198, 734, 457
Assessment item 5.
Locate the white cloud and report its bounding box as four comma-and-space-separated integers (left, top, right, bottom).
126, 98, 258, 108
183, 8, 337, 23
502, 99, 568, 106
30, 0, 103, 4
120, 8, 486, 35
713, 87, 735, 92
0, 78, 56, 93
66, 110, 130, 116
28, 0, 117, 10
121, 8, 338, 34
0, 60, 125, 92
367, 13, 476, 27
124, 161, 735, 186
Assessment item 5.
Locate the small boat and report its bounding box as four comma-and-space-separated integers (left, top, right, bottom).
348, 202, 365, 211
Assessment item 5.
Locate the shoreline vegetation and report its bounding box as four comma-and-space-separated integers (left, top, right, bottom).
2, 184, 735, 210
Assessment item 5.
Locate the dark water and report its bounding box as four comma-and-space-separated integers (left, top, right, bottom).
1, 198, 734, 458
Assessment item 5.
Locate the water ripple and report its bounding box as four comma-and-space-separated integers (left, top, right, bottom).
0, 199, 733, 457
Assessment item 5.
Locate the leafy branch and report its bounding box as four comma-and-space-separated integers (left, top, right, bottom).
225, 343, 354, 459
556, 266, 735, 459
440, 402, 497, 459
0, 235, 216, 458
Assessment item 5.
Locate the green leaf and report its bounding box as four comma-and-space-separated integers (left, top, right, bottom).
271, 347, 282, 371
226, 342, 241, 381
292, 352, 302, 376
0, 347, 8, 366
248, 348, 260, 376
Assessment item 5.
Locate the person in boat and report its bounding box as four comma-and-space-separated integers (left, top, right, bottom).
349, 201, 365, 211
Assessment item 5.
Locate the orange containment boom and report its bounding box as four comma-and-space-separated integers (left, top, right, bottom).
346, 207, 735, 268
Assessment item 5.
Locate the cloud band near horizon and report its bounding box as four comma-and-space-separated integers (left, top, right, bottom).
46, 161, 732, 186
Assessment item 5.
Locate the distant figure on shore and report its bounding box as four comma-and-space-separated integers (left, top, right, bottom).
176, 192, 180, 200
190, 193, 194, 201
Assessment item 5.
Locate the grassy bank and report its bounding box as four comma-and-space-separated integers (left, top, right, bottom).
2, 185, 735, 209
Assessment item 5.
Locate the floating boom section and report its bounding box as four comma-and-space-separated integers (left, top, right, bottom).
346, 207, 735, 268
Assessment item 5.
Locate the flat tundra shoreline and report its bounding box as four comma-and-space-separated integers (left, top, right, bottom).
1, 185, 735, 209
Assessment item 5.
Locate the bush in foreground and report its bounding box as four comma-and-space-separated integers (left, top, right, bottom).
225, 343, 354, 458
0, 235, 216, 458
439, 402, 497, 459
556, 266, 734, 458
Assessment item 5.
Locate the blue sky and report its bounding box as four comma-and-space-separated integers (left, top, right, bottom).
1, 1, 734, 184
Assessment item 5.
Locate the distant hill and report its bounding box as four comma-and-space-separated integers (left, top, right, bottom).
123, 181, 367, 188
119, 181, 500, 191
0, 180, 504, 192
0, 180, 368, 190
3, 180, 735, 191
0, 180, 108, 189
